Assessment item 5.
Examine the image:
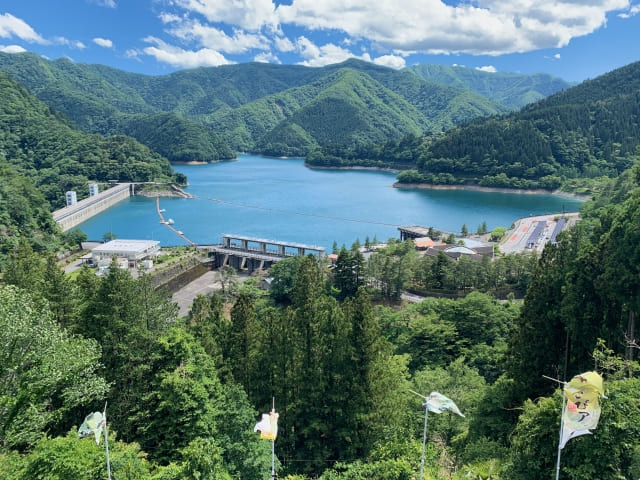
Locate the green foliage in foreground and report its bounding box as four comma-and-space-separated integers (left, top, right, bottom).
0, 284, 108, 451
508, 378, 640, 480
2, 163, 640, 479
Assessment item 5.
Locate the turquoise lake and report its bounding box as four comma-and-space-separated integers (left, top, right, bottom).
75, 154, 583, 250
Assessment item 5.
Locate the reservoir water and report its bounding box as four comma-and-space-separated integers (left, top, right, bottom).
75, 154, 583, 250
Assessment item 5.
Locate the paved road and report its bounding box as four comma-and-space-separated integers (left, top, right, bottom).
171, 270, 222, 317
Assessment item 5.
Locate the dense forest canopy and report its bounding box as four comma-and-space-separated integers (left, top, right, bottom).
0, 53, 563, 158
1, 155, 640, 479
308, 61, 640, 194
0, 72, 183, 210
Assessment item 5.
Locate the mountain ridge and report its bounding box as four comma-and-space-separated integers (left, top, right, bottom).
0, 53, 567, 159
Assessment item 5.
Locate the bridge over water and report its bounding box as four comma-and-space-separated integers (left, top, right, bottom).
199, 234, 325, 274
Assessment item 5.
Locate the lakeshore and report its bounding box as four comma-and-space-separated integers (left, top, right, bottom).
392, 182, 591, 202
303, 162, 590, 202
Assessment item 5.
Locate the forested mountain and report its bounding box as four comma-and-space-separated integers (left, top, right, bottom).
241, 68, 430, 156
0, 72, 182, 210
0, 53, 514, 157
407, 63, 572, 109
413, 61, 640, 188
309, 61, 640, 192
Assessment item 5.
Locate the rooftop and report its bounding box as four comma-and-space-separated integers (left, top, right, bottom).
92, 239, 160, 255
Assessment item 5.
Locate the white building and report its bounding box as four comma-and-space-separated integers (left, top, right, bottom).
89, 183, 99, 196
65, 191, 77, 206
91, 239, 161, 269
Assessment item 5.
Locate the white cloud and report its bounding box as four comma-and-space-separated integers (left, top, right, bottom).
142, 36, 233, 68
618, 3, 640, 17
0, 13, 47, 43
373, 54, 406, 69
125, 48, 142, 60
0, 13, 85, 53
476, 65, 497, 73
93, 37, 113, 48
154, 0, 630, 69
554, 53, 561, 59
0, 44, 26, 53
171, 0, 279, 31
274, 34, 294, 53
89, 0, 117, 7
254, 51, 280, 63
275, 0, 630, 56
53, 37, 86, 49
166, 18, 270, 53
295, 36, 371, 67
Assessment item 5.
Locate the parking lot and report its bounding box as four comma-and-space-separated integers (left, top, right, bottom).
500, 212, 579, 254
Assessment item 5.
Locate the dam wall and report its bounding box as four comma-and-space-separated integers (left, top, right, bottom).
53, 183, 132, 231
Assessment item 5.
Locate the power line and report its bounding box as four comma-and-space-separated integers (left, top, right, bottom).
195, 194, 402, 228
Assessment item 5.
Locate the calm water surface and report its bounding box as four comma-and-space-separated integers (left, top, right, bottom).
75, 154, 582, 250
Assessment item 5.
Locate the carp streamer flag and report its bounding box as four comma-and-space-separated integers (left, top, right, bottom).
254, 411, 279, 440
424, 391, 465, 417
560, 371, 605, 449
78, 411, 105, 445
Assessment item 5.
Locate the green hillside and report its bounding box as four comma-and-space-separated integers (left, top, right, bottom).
206, 60, 509, 154
407, 63, 572, 109
0, 53, 232, 162
0, 160, 61, 257
0, 53, 515, 157
313, 61, 640, 190
117, 113, 234, 163
0, 72, 182, 210
228, 68, 430, 155
414, 61, 640, 189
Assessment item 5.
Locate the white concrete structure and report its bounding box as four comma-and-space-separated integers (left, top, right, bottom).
65, 191, 77, 206
89, 183, 99, 196
53, 183, 132, 231
91, 239, 161, 269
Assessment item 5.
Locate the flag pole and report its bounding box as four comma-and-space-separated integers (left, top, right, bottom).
420, 403, 429, 480
546, 329, 570, 480
555, 390, 566, 480
542, 375, 566, 480
410, 389, 429, 480
103, 402, 112, 480
271, 397, 276, 480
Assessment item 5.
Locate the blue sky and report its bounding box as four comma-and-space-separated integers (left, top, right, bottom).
1, 0, 639, 82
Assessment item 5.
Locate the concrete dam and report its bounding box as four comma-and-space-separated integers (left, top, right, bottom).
53, 183, 133, 231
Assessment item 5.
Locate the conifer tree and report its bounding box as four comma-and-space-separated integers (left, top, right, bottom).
228, 292, 257, 389
3, 239, 44, 292
41, 253, 78, 328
